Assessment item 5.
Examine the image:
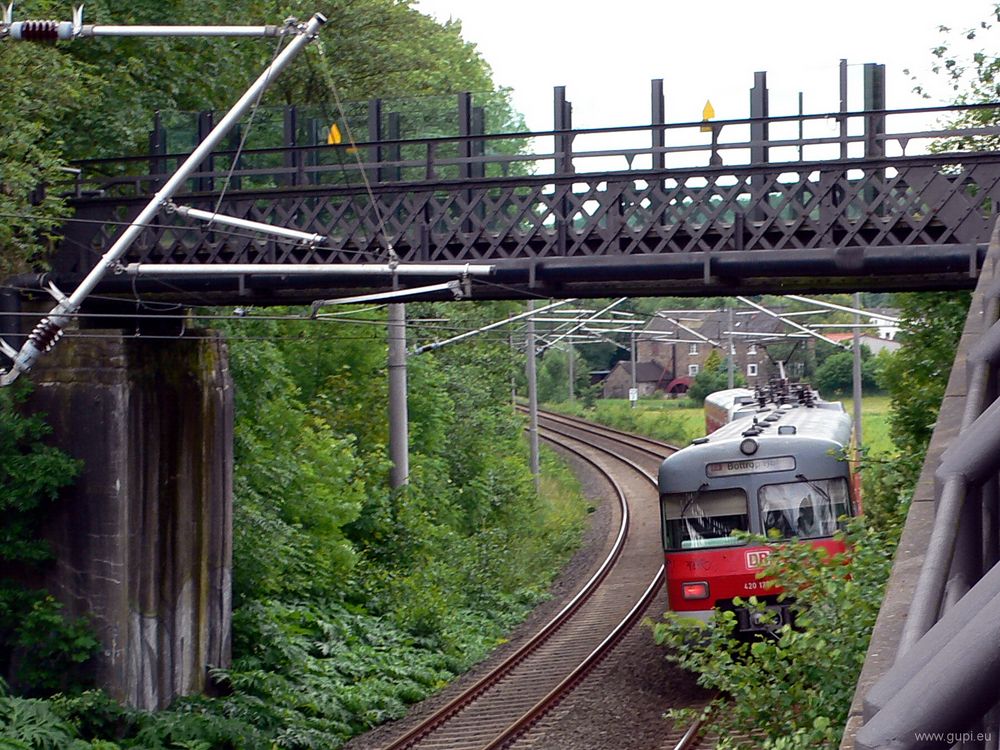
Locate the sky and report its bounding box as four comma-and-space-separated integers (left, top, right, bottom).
414, 0, 997, 133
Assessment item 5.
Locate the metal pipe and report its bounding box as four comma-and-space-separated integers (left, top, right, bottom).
313, 280, 461, 309
944, 483, 983, 610
939, 394, 1000, 484
899, 475, 967, 652
857, 584, 1000, 750
80, 25, 282, 37
567, 339, 575, 402
727, 306, 735, 389
1, 12, 327, 387
864, 554, 1000, 717
522, 245, 986, 283
125, 262, 495, 278
168, 204, 325, 245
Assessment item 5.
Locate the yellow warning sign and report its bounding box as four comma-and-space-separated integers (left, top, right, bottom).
327, 123, 342, 145
700, 100, 715, 132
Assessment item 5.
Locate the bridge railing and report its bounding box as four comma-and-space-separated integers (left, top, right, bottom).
63, 102, 1000, 200
843, 220, 1000, 749
51, 101, 1000, 272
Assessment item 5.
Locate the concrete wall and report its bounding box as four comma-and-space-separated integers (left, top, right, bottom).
26, 330, 232, 710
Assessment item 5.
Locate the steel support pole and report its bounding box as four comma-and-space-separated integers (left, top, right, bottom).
368, 98, 383, 183
651, 78, 665, 173
839, 59, 848, 160
388, 303, 409, 489
526, 301, 540, 492
749, 71, 769, 224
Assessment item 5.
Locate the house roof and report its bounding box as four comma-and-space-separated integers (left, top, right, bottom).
611, 360, 667, 383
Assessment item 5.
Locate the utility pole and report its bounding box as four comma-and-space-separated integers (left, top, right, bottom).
388, 303, 409, 489
567, 340, 575, 402
727, 306, 735, 389
630, 330, 638, 407
852, 292, 864, 461
526, 302, 540, 492
509, 329, 517, 406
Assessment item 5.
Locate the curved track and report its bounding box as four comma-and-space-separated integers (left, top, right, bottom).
366, 409, 674, 750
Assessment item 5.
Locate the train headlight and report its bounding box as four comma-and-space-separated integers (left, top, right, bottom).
681, 581, 710, 600
740, 438, 758, 455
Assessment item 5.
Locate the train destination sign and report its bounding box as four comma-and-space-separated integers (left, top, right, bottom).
706, 456, 796, 478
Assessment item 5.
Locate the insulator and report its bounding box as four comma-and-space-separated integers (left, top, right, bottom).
27, 318, 64, 353
19, 20, 60, 42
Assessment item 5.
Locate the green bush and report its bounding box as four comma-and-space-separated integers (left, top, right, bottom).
0, 385, 95, 696
649, 291, 966, 746
650, 520, 900, 749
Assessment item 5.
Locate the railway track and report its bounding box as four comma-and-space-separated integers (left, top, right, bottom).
521, 406, 680, 462
360, 408, 707, 750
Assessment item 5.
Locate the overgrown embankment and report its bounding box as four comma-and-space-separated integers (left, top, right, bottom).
0, 304, 592, 748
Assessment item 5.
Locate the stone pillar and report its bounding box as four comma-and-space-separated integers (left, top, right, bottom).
26, 330, 232, 710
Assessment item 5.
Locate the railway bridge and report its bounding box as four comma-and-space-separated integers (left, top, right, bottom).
5, 64, 1000, 745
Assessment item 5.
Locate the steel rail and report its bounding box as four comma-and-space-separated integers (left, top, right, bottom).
481, 563, 664, 750
672, 714, 707, 750
479, 415, 669, 748
521, 405, 679, 458
376, 431, 635, 750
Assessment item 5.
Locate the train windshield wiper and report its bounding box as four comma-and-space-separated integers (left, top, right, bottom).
680, 482, 710, 519
795, 473, 831, 504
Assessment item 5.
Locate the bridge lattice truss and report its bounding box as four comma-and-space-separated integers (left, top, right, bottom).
58, 106, 1000, 301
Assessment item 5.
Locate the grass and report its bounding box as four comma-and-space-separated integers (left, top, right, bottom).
839, 395, 895, 457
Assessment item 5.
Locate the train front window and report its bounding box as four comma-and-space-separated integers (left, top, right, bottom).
758, 477, 851, 540
662, 487, 748, 550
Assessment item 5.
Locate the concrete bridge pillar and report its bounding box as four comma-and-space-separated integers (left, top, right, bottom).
26, 329, 232, 710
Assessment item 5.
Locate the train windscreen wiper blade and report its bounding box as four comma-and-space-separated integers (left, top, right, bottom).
680, 482, 710, 519
795, 473, 831, 503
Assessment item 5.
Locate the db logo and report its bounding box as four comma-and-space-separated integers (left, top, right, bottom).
746, 550, 771, 569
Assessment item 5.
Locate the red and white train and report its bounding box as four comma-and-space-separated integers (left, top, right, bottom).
658, 381, 856, 633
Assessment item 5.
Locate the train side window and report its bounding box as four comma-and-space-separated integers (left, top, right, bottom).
661, 488, 748, 550
758, 478, 851, 540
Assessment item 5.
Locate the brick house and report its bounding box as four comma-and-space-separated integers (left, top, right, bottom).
602, 361, 670, 399
636, 310, 789, 387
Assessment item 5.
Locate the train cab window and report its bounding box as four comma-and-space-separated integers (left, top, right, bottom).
662, 487, 748, 550
758, 478, 851, 540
